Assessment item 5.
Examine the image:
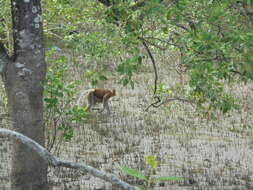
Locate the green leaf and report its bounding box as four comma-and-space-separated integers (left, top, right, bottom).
98, 75, 108, 81
146, 155, 158, 169
121, 167, 147, 180
166, 11, 172, 20
120, 78, 129, 86
155, 176, 184, 181
137, 55, 143, 64
59, 126, 74, 141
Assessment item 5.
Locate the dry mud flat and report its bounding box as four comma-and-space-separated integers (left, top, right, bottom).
0, 72, 253, 190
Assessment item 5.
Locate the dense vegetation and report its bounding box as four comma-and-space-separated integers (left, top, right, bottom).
1, 0, 252, 116
46, 0, 253, 115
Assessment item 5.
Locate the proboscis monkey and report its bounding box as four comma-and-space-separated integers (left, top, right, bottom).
77, 88, 116, 114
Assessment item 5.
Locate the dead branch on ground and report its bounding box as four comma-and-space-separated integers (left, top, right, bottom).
0, 128, 140, 190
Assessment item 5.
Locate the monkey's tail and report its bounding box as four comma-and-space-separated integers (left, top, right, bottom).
76, 89, 95, 106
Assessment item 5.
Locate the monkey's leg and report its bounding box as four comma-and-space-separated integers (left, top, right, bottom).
100, 95, 110, 114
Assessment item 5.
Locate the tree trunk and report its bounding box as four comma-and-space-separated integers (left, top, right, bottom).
0, 0, 48, 189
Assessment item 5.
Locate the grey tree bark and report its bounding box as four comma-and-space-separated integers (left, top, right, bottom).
0, 0, 48, 189
0, 128, 141, 190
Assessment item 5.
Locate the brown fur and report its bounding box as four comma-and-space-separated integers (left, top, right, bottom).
87, 88, 116, 114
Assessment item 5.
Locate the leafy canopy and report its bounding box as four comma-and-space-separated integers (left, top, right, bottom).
1, 0, 252, 114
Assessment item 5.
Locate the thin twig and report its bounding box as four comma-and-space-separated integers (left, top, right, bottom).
144, 96, 161, 111
143, 36, 181, 49
139, 37, 167, 51
145, 97, 194, 111
174, 23, 189, 31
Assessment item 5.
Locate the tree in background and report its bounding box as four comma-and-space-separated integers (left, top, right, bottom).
96, 0, 253, 114
0, 0, 48, 189
41, 0, 253, 115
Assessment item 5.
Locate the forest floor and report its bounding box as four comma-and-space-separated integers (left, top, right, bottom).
1, 53, 253, 190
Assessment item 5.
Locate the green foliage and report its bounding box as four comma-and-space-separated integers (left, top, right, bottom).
59, 125, 74, 141
0, 0, 12, 53
44, 50, 75, 111
103, 0, 253, 114
1, 0, 252, 116
169, 0, 252, 113
146, 155, 158, 169
121, 155, 184, 189
67, 105, 88, 123
44, 48, 86, 141
117, 54, 143, 88
85, 69, 108, 86
121, 167, 147, 180
41, 0, 253, 115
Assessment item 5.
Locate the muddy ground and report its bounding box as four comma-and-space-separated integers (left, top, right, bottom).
1, 54, 253, 190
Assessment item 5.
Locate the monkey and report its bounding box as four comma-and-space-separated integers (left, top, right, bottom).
77, 88, 116, 114
88, 88, 116, 114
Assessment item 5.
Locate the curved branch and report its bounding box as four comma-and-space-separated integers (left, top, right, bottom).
174, 23, 189, 31
0, 128, 140, 190
138, 37, 159, 95
157, 97, 193, 107
145, 96, 194, 111
144, 36, 181, 49
145, 95, 161, 111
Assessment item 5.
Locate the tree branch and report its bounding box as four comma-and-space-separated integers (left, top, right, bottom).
0, 128, 140, 190
174, 23, 189, 31
138, 37, 159, 95
145, 97, 194, 111
138, 37, 168, 51
145, 95, 161, 111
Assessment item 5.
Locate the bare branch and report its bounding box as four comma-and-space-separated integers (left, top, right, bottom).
174, 23, 189, 31
145, 96, 161, 111
144, 36, 181, 49
0, 128, 140, 190
138, 37, 168, 51
145, 96, 194, 111
158, 97, 194, 107
138, 37, 159, 95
